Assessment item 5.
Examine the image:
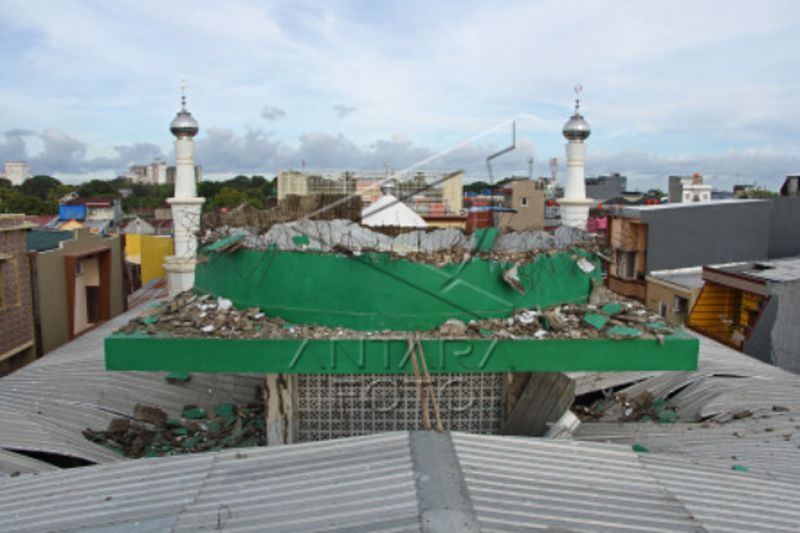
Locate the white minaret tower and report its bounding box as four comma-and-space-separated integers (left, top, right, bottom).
559, 85, 593, 229
163, 82, 205, 296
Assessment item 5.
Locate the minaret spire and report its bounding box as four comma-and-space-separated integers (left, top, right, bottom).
180, 80, 188, 110
559, 84, 593, 229
164, 81, 205, 296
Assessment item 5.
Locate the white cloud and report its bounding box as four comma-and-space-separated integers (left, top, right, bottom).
260, 105, 287, 121
0, 0, 798, 186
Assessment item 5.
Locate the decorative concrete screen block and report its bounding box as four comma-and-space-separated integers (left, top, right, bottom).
296, 373, 505, 442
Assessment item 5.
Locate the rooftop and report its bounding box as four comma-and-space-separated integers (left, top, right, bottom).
647, 266, 705, 289
708, 255, 800, 283
620, 198, 766, 216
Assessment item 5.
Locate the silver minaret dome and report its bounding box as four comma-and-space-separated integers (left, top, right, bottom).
562, 84, 591, 142
170, 83, 199, 138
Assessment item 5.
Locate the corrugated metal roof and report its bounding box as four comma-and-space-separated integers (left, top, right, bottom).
0, 450, 58, 477
0, 432, 419, 533
25, 229, 73, 251
3, 431, 799, 532
575, 334, 800, 486
0, 307, 263, 464
453, 433, 703, 532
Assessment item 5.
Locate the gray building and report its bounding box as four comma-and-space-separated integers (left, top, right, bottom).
690, 257, 800, 374
584, 173, 627, 202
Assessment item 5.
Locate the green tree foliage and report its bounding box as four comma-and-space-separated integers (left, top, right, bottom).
0, 178, 11, 188
199, 175, 275, 211
77, 179, 116, 198
122, 183, 174, 210
21, 175, 63, 200
0, 187, 53, 214
464, 180, 492, 193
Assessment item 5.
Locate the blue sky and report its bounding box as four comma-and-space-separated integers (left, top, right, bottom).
0, 0, 799, 190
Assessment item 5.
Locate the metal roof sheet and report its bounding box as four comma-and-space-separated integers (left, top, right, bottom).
575, 334, 800, 486
0, 307, 263, 464
3, 431, 799, 532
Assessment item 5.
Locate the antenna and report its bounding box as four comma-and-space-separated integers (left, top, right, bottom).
527, 156, 534, 179
549, 157, 558, 182
485, 121, 517, 228
574, 84, 583, 113
180, 79, 188, 109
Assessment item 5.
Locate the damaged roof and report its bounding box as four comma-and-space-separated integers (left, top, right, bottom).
0, 306, 263, 464
574, 334, 800, 486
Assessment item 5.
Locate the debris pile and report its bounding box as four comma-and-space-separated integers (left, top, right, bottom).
201, 219, 608, 266
83, 401, 265, 458
117, 290, 674, 342
574, 391, 679, 423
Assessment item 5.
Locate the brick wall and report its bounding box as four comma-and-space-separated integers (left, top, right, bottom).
0, 223, 34, 357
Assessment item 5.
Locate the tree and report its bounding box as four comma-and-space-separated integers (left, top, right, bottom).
211, 186, 248, 210
20, 175, 63, 200
0, 178, 11, 189
464, 181, 492, 193
77, 179, 116, 198
0, 187, 52, 215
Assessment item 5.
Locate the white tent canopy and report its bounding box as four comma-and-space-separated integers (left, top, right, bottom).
361, 194, 428, 228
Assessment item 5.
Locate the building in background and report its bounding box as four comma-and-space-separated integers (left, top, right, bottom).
0, 215, 37, 375
26, 228, 125, 355
126, 159, 202, 185
0, 161, 31, 186
688, 256, 800, 374
606, 200, 773, 300
669, 174, 712, 203
495, 178, 546, 231
57, 198, 122, 235
277, 170, 464, 217
585, 173, 627, 203
645, 267, 704, 324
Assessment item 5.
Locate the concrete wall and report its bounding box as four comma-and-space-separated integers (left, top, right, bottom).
140, 235, 173, 285
636, 201, 771, 272
645, 277, 700, 325
586, 174, 626, 203
499, 180, 545, 231
767, 281, 800, 374
34, 229, 125, 354
768, 197, 800, 259
441, 171, 464, 215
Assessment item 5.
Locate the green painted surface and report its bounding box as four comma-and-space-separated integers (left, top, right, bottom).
105, 331, 699, 374
194, 249, 601, 331
206, 233, 245, 251
607, 326, 642, 338
583, 313, 609, 330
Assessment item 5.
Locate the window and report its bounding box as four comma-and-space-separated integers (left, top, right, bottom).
617, 251, 638, 280
673, 296, 689, 314
659, 301, 668, 317
520, 197, 528, 207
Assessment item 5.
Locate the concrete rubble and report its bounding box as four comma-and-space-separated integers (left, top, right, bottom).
201, 219, 605, 265
83, 400, 265, 458
117, 290, 674, 342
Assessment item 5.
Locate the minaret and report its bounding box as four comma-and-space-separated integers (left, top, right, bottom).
163, 82, 205, 296
559, 85, 593, 229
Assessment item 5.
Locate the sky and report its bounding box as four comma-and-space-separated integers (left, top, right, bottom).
0, 0, 799, 190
